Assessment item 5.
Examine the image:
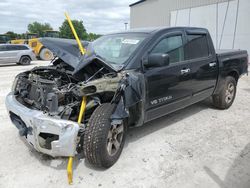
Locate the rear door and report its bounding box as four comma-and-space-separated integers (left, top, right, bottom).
184, 30, 218, 98
6, 45, 19, 63
144, 31, 193, 122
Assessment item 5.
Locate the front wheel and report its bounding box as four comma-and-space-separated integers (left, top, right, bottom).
212, 76, 237, 109
84, 103, 126, 168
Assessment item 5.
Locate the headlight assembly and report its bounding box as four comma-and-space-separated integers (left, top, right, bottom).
11, 77, 19, 92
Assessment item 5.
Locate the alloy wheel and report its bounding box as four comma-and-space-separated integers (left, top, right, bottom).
225, 82, 235, 104
106, 123, 124, 156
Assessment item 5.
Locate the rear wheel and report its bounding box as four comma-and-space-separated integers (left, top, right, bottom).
212, 76, 237, 109
39, 48, 53, 61
84, 103, 126, 168
19, 56, 31, 65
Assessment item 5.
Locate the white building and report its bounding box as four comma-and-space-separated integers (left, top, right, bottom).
130, 0, 250, 53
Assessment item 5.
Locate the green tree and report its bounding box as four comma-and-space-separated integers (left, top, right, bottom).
59, 19, 88, 40
28, 22, 53, 37
87, 33, 102, 41
19, 33, 26, 39
5, 31, 18, 40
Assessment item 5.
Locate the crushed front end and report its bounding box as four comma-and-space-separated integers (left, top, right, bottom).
5, 36, 146, 161
5, 57, 121, 157
6, 93, 80, 157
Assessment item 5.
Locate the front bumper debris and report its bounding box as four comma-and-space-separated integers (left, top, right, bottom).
5, 92, 80, 157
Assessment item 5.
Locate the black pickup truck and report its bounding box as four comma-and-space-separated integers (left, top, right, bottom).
6, 27, 248, 168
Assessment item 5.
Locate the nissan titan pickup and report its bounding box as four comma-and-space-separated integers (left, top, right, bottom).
6, 27, 248, 168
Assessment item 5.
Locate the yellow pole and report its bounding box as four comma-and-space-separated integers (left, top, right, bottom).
65, 12, 87, 185
66, 97, 86, 185
64, 12, 85, 55
78, 96, 87, 124
67, 97, 87, 184
67, 157, 74, 184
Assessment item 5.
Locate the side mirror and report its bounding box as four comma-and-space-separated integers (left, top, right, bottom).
144, 53, 170, 68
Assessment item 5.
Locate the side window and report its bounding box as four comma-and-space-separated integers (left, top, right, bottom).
18, 46, 29, 50
13, 46, 19, 50
151, 35, 184, 64
6, 45, 16, 51
184, 34, 209, 60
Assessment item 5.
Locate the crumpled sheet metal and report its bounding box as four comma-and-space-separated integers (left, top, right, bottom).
39, 38, 89, 68
40, 38, 117, 74
111, 72, 145, 126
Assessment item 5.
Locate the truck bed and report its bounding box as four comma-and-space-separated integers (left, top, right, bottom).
216, 49, 248, 57
215, 49, 248, 84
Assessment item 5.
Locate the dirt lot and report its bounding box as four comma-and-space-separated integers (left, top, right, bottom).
0, 61, 249, 188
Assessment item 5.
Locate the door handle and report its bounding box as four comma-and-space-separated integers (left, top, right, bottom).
209, 62, 217, 67
181, 68, 191, 75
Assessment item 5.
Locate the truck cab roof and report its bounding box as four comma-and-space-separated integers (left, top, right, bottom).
108, 27, 209, 35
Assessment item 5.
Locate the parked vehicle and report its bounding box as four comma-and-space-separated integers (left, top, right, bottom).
10, 31, 60, 61
5, 27, 248, 168
0, 44, 36, 65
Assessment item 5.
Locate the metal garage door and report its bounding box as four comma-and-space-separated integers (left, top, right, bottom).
170, 0, 250, 54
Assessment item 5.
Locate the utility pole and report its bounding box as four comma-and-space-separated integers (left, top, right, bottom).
124, 22, 128, 30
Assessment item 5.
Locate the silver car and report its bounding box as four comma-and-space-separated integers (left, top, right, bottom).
0, 44, 36, 65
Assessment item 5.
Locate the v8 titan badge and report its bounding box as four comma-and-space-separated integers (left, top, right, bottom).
150, 96, 173, 105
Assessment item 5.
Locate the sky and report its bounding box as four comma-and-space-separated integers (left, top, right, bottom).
0, 0, 135, 35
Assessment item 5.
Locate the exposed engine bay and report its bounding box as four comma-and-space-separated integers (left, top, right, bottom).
13, 58, 122, 123
6, 37, 144, 163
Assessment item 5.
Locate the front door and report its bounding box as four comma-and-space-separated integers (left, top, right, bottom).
5, 45, 19, 63
144, 33, 193, 122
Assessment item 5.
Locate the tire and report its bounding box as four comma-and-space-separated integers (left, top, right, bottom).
84, 103, 127, 168
39, 48, 53, 61
212, 76, 237, 109
19, 56, 31, 65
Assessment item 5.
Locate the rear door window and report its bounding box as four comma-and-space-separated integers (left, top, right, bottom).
151, 35, 184, 64
6, 45, 29, 51
184, 34, 209, 60
6, 45, 17, 51
18, 45, 29, 50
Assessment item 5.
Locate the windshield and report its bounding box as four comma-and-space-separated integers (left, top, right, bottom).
88, 33, 147, 65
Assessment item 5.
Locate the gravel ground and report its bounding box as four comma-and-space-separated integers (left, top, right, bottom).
0, 61, 249, 188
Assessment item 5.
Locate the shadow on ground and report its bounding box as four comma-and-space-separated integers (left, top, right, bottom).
0, 63, 32, 68
125, 99, 213, 145
204, 143, 250, 188
20, 99, 213, 172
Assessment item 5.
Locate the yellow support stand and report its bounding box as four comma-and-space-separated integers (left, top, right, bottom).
67, 96, 87, 184
78, 97, 87, 124
64, 11, 87, 185
67, 156, 74, 184
64, 12, 86, 55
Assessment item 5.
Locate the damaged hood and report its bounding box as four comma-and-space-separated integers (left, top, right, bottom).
40, 38, 88, 68
40, 38, 117, 73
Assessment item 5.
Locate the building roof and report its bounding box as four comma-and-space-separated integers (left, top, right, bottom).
129, 0, 146, 7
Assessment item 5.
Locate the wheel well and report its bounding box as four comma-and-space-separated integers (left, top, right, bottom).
20, 55, 31, 61
228, 71, 239, 83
